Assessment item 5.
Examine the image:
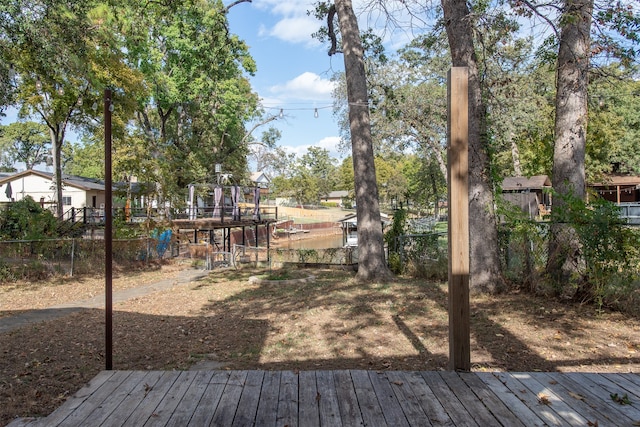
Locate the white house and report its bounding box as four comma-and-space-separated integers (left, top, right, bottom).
0, 170, 106, 212
249, 171, 270, 187
323, 190, 349, 207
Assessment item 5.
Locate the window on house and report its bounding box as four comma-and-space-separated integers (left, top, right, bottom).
62, 196, 72, 206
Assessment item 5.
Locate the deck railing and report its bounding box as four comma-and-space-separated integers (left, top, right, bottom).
59, 204, 278, 225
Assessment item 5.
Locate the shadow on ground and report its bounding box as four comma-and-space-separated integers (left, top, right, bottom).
1, 267, 640, 424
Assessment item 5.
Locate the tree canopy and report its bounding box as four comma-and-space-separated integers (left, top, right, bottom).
0, 0, 262, 213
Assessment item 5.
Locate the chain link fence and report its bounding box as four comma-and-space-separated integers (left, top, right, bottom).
0, 237, 175, 281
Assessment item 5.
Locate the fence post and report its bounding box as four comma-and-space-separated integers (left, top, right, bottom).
70, 238, 75, 277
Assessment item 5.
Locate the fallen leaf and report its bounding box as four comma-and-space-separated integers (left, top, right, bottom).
568, 391, 585, 401
587, 421, 598, 427
538, 393, 551, 405
611, 393, 631, 405
548, 380, 558, 385
392, 381, 403, 386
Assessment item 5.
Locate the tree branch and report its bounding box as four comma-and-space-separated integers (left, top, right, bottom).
328, 4, 340, 56
517, 0, 560, 39
241, 115, 278, 145
224, 0, 251, 13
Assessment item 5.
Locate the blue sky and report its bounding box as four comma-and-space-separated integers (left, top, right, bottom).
226, 0, 346, 162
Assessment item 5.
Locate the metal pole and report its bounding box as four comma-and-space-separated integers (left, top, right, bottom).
105, 88, 113, 370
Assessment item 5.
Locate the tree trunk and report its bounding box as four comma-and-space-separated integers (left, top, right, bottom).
509, 131, 522, 176
547, 0, 593, 288
49, 125, 64, 218
441, 0, 503, 293
334, 0, 391, 281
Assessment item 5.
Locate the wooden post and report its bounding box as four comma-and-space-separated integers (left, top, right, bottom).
447, 67, 470, 371
104, 88, 113, 370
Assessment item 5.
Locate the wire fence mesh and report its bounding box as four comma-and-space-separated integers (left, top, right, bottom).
0, 238, 175, 281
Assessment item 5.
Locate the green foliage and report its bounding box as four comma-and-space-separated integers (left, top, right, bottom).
384, 208, 407, 254
552, 193, 640, 310
388, 252, 402, 274
0, 122, 50, 170
0, 197, 58, 240
496, 196, 548, 291
296, 249, 319, 263
275, 146, 338, 205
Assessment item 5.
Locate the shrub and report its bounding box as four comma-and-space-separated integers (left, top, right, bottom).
0, 197, 58, 240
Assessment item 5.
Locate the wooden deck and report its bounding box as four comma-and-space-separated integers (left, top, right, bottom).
9, 370, 640, 426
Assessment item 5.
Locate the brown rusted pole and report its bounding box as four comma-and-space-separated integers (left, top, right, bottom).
105, 88, 113, 370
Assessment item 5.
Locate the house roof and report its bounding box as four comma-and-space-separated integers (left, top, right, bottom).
501, 175, 551, 191
589, 174, 640, 187
250, 171, 270, 184
337, 212, 390, 226
326, 190, 349, 198
0, 170, 106, 191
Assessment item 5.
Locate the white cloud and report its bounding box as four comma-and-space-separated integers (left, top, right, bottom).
251, 0, 321, 46
282, 136, 345, 161
269, 16, 321, 45
252, 0, 314, 17
269, 72, 336, 101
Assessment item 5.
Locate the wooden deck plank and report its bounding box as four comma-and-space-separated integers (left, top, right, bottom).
298, 371, 321, 427
401, 372, 453, 427
120, 371, 180, 427
385, 371, 432, 426
210, 370, 247, 426
333, 370, 364, 427
276, 370, 299, 427
439, 372, 503, 426
165, 371, 215, 427
254, 370, 281, 426
420, 372, 477, 427
22, 370, 640, 426
56, 370, 134, 427
490, 372, 567, 426
100, 371, 165, 427
619, 373, 640, 388
367, 371, 410, 427
231, 370, 265, 427
350, 370, 387, 427
458, 372, 526, 427
606, 373, 640, 401
476, 373, 546, 427
567, 372, 640, 420
535, 372, 619, 427
515, 372, 590, 426
24, 370, 117, 427
583, 372, 640, 415
142, 371, 198, 426
186, 371, 230, 425
545, 371, 636, 426
68, 370, 149, 427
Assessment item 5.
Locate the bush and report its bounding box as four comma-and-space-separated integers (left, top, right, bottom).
500, 191, 640, 313
0, 197, 58, 240
496, 200, 548, 292
563, 196, 640, 310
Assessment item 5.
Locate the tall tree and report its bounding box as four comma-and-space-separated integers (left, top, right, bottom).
117, 0, 258, 209
331, 0, 392, 281
547, 0, 595, 285
0, 121, 50, 170
1, 0, 145, 217
441, 0, 504, 293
